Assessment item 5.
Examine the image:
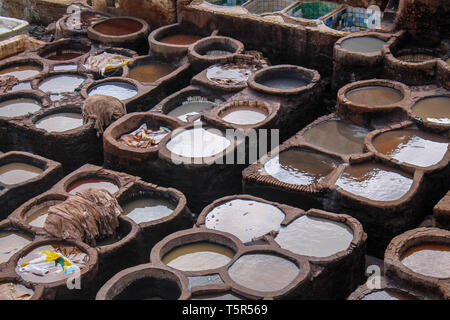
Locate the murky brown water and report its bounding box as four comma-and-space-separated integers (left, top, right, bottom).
362, 289, 417, 300
274, 216, 353, 258
0, 231, 33, 263
373, 128, 448, 167
303, 120, 369, 155
0, 98, 41, 118
220, 107, 267, 125
129, 63, 177, 83
0, 282, 33, 300
264, 149, 340, 185
159, 34, 202, 45
401, 244, 450, 278
0, 163, 43, 185
38, 74, 86, 94
336, 162, 413, 201
24, 200, 63, 228
93, 18, 142, 36
205, 199, 285, 243
341, 36, 386, 53
412, 96, 450, 124
345, 86, 403, 106
0, 65, 41, 80
122, 198, 175, 224
259, 77, 309, 89
35, 113, 83, 133
67, 178, 119, 195
162, 242, 234, 272
228, 254, 299, 292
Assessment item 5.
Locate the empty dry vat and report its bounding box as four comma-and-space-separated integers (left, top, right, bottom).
0, 151, 62, 219
384, 227, 450, 299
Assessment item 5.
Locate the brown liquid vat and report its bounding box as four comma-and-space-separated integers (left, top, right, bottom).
0, 151, 62, 220
336, 79, 411, 127
57, 8, 111, 38
384, 227, 450, 299
0, 58, 46, 82
406, 93, 450, 132
36, 39, 92, 66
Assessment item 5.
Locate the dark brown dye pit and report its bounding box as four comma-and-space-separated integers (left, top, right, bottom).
401, 244, 450, 278
122, 198, 175, 224
340, 36, 386, 53
159, 34, 203, 45
16, 244, 89, 283
336, 163, 413, 201
67, 178, 119, 195
0, 163, 43, 185
373, 128, 449, 167
129, 63, 176, 83
162, 242, 234, 272
93, 18, 142, 36
346, 86, 404, 106
0, 65, 41, 80
46, 52, 83, 61
412, 96, 450, 124
362, 289, 417, 300
263, 149, 340, 185
0, 231, 33, 263
303, 120, 369, 155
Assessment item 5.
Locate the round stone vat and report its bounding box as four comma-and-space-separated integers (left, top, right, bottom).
409, 95, 450, 131
248, 64, 320, 96
87, 17, 150, 55
26, 105, 101, 172
37, 39, 91, 64
298, 113, 371, 157
96, 264, 189, 300
151, 229, 241, 275
116, 181, 193, 261
10, 238, 98, 300
8, 192, 67, 235
0, 91, 49, 119
81, 77, 140, 106
157, 123, 244, 212
0, 151, 62, 220
332, 32, 391, 90
384, 228, 450, 299
34, 71, 91, 102
336, 79, 411, 127
347, 277, 423, 300
187, 36, 245, 71
58, 8, 111, 37
66, 175, 120, 196
0, 58, 46, 82
0, 276, 43, 300
0, 220, 34, 269
103, 112, 183, 173
149, 23, 211, 60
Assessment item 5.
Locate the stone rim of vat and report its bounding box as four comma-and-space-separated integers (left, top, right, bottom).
0, 273, 44, 300
406, 92, 450, 132
122, 55, 190, 86
0, 90, 51, 120
7, 238, 98, 289
384, 227, 450, 299
337, 79, 411, 113
30, 104, 92, 135
57, 7, 112, 37
242, 144, 345, 194
197, 194, 366, 265
150, 228, 242, 276
333, 31, 392, 64
347, 276, 423, 300
8, 192, 68, 235
0, 219, 36, 270
87, 16, 150, 44
148, 23, 212, 59
96, 263, 190, 300
103, 112, 184, 162
296, 113, 373, 160
247, 64, 320, 96
116, 180, 191, 228
365, 120, 450, 173
35, 38, 93, 65
80, 76, 142, 105
0, 151, 62, 190
204, 99, 280, 130
32, 70, 93, 97
328, 158, 424, 207
0, 57, 48, 82
158, 122, 240, 166
94, 215, 140, 253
